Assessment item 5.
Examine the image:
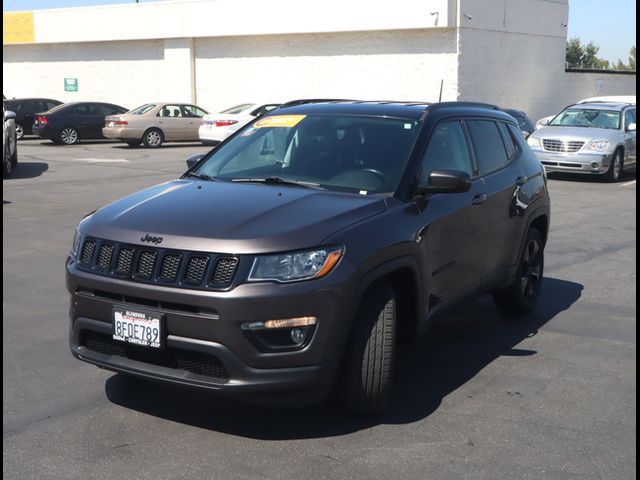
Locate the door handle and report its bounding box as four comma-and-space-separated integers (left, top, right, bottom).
515, 176, 528, 186
471, 193, 488, 206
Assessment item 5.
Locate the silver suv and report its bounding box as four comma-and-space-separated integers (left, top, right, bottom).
527, 102, 636, 182
3, 104, 18, 178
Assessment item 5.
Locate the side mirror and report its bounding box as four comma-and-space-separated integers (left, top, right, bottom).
415, 168, 472, 195
521, 130, 531, 139
4, 110, 16, 121
538, 118, 550, 127
627, 123, 636, 132
186, 153, 205, 169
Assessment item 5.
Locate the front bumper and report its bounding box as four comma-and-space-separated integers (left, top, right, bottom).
531, 149, 614, 174
67, 257, 355, 398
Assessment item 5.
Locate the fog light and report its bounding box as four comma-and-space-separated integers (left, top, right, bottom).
591, 162, 599, 169
290, 328, 305, 345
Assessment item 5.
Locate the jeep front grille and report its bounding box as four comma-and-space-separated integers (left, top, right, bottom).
76, 237, 240, 290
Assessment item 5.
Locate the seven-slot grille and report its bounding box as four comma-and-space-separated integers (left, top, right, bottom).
77, 237, 239, 290
542, 139, 585, 153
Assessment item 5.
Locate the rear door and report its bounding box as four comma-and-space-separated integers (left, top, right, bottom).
181, 105, 208, 140
465, 118, 524, 283
417, 119, 489, 310
155, 104, 188, 141
74, 103, 102, 138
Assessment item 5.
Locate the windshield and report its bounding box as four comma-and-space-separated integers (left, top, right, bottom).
220, 104, 255, 115
194, 114, 420, 195
549, 108, 621, 129
128, 104, 156, 115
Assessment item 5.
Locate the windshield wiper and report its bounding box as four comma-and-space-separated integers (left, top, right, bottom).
184, 171, 216, 181
230, 177, 326, 190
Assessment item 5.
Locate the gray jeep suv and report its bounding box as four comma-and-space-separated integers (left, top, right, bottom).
67, 100, 551, 415
527, 102, 636, 181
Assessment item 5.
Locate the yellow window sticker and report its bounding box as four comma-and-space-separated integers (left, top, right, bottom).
254, 115, 307, 128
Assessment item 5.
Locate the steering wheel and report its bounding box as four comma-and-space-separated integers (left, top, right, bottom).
359, 168, 386, 182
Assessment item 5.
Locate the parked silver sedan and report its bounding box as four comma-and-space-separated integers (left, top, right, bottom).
527, 102, 636, 182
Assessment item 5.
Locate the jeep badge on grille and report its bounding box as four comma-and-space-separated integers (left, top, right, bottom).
140, 234, 163, 245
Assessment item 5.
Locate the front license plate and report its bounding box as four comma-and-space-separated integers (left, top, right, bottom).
113, 307, 162, 348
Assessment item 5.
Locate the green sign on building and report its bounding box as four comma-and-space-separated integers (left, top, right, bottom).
64, 78, 78, 92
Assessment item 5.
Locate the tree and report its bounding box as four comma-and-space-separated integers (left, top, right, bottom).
629, 46, 636, 70
566, 37, 610, 69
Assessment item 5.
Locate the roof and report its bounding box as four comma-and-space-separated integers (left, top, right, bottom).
568, 102, 633, 112
276, 99, 509, 121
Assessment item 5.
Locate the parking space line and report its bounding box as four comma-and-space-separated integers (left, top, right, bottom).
619, 180, 636, 187
74, 158, 129, 163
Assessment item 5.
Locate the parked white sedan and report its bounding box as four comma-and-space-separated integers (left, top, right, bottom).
198, 103, 281, 145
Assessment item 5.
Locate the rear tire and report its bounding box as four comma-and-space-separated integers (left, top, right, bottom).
15, 123, 24, 140
143, 128, 163, 148
59, 127, 79, 145
605, 149, 623, 182
343, 283, 396, 416
494, 228, 544, 315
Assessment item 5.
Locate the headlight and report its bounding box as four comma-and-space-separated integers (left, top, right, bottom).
527, 136, 541, 147
586, 139, 610, 152
249, 247, 343, 282
70, 229, 83, 259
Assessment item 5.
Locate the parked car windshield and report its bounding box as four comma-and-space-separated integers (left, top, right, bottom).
219, 104, 254, 115
194, 114, 420, 195
549, 108, 621, 129
128, 104, 156, 115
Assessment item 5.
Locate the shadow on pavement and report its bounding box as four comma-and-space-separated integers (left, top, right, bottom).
106, 276, 583, 439
547, 169, 636, 183
4, 161, 49, 180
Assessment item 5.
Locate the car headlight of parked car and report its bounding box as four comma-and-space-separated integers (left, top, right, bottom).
249, 247, 343, 283
585, 139, 610, 152
527, 136, 541, 147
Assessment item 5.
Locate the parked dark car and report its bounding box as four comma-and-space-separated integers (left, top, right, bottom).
504, 108, 536, 138
33, 102, 128, 145
67, 100, 550, 415
3, 97, 62, 139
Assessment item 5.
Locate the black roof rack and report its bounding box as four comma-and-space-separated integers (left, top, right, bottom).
427, 101, 502, 111
278, 99, 359, 108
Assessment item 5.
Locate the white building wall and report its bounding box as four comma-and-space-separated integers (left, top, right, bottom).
457, 0, 570, 121
2, 40, 164, 108
194, 29, 459, 113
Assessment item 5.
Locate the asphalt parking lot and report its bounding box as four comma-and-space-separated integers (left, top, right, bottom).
3, 139, 636, 480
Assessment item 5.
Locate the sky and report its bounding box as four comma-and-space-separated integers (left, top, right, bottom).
2, 0, 637, 65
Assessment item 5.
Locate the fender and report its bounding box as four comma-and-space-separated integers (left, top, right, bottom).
507, 204, 551, 281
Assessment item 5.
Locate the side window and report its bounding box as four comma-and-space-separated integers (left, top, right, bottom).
465, 120, 510, 175
497, 122, 516, 159
46, 102, 60, 111
182, 105, 207, 118
74, 104, 88, 115
36, 101, 50, 113
507, 124, 527, 150
624, 109, 636, 130
418, 121, 473, 184
158, 105, 182, 117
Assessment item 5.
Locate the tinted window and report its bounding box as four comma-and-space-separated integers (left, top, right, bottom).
466, 120, 510, 175
46, 101, 61, 111
98, 105, 122, 116
497, 122, 516, 159
418, 121, 473, 183
74, 104, 100, 115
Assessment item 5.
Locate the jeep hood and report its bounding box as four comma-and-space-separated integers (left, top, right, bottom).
81, 180, 387, 254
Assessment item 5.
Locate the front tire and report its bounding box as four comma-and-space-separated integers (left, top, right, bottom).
605, 149, 623, 182
494, 228, 544, 315
343, 283, 396, 416
143, 128, 163, 148
59, 127, 79, 145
